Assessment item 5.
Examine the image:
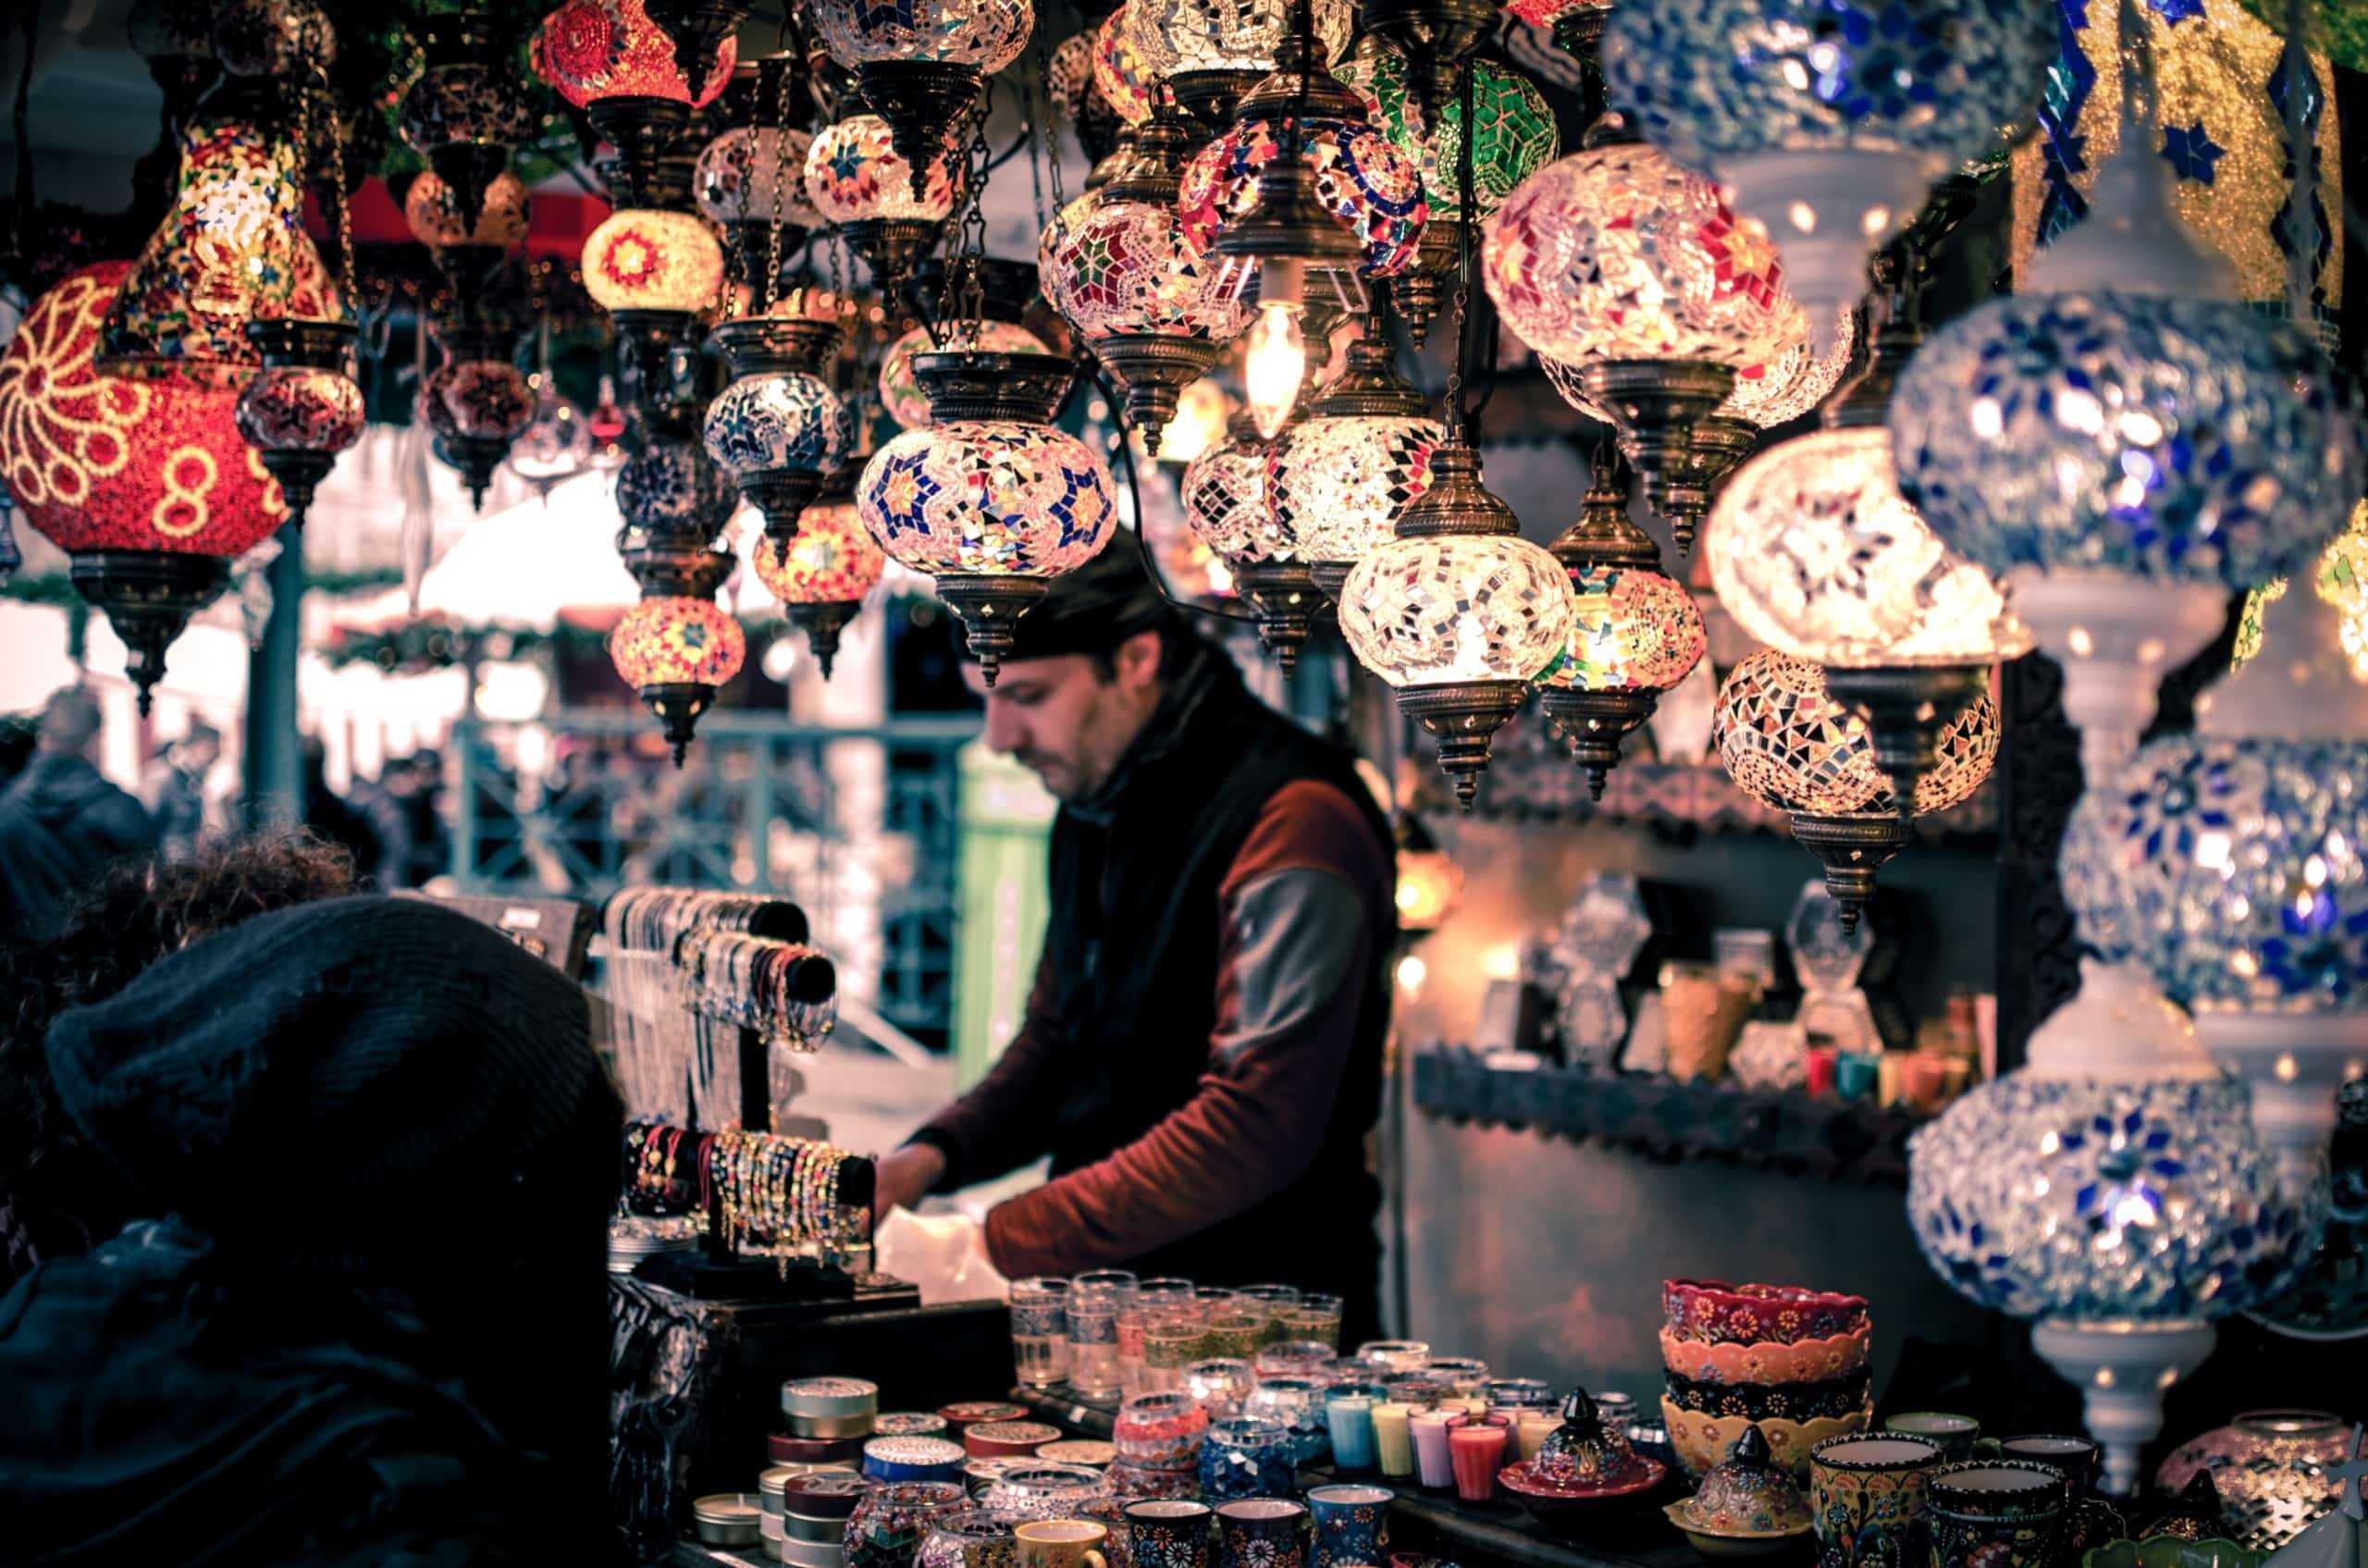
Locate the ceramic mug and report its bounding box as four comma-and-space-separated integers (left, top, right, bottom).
1306, 1485, 1390, 1568
1885, 1414, 1982, 1464
1215, 1499, 1310, 1568
1125, 1501, 1214, 1568
1018, 1521, 1110, 1568
1923, 1461, 2066, 1568
1810, 1434, 1948, 1568
1987, 1436, 2101, 1494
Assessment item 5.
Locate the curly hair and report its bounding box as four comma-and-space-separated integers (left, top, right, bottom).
0, 832, 357, 1284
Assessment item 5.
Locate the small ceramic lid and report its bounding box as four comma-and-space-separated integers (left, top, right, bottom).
2138, 1469, 2225, 1541
783, 1377, 882, 1417
1683, 1425, 1813, 1535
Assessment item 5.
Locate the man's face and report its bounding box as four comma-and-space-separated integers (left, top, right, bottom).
963, 633, 1164, 802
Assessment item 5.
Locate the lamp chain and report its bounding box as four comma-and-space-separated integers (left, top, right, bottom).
1446, 58, 1477, 443
761, 56, 796, 316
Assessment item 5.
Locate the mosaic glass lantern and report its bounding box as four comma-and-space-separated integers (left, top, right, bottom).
804, 115, 959, 290
211, 0, 335, 78
99, 91, 341, 387
706, 315, 854, 541
1603, 0, 2055, 350
0, 262, 290, 710
879, 319, 1049, 431
1093, 6, 1155, 127
1484, 135, 1796, 549
1128, 0, 1355, 133
583, 208, 725, 315
697, 125, 821, 228
1269, 334, 1444, 600
750, 480, 887, 678
1049, 30, 1094, 121
421, 352, 535, 510
1907, 957, 2316, 1495
533, 0, 736, 108
1505, 0, 1609, 55
1338, 441, 1574, 809
1536, 447, 1706, 796
404, 168, 532, 248
1542, 303, 1855, 434
857, 350, 1119, 684
506, 371, 595, 496
399, 13, 534, 236
810, 0, 1030, 202
1179, 113, 1429, 288
1336, 45, 1559, 224
617, 433, 742, 543
610, 593, 746, 761
1183, 409, 1277, 562
233, 318, 364, 527
1713, 649, 1996, 926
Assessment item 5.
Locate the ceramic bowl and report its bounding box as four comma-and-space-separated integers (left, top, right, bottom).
1663, 1370, 1873, 1424
1662, 1280, 1869, 1347
977, 1463, 1116, 1525
2084, 1540, 2264, 1568
1663, 1500, 1814, 1561
1498, 1456, 1667, 1533
1661, 1399, 1870, 1481
1659, 1326, 1872, 1386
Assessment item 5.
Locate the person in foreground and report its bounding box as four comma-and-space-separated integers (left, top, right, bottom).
0, 895, 623, 1566
872, 545, 1398, 1340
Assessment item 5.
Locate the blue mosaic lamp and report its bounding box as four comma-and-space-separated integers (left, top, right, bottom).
705, 315, 855, 543
1887, 0, 2360, 785
1601, 0, 2055, 351
1906, 958, 2319, 1495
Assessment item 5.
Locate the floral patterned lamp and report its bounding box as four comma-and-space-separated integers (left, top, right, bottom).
809, 0, 1031, 202
420, 324, 535, 510
1536, 445, 1706, 797
804, 114, 960, 294
610, 593, 747, 763
705, 314, 855, 541
398, 10, 533, 237
234, 318, 364, 528
857, 350, 1117, 684
0, 262, 290, 711
750, 469, 887, 678
1712, 650, 1997, 930
583, 205, 725, 417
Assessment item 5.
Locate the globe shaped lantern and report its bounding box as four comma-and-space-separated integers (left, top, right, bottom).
1335, 43, 1559, 345
1713, 649, 1997, 929
233, 318, 365, 527
98, 81, 341, 387
1184, 407, 1321, 662
506, 370, 596, 497
399, 11, 534, 238
1092, 7, 1156, 130
1128, 0, 1355, 135
697, 117, 822, 292
1907, 958, 2317, 1496
583, 208, 726, 315
405, 168, 532, 250
857, 350, 1119, 685
1269, 331, 1445, 603
705, 313, 855, 541
210, 0, 335, 79
748, 470, 888, 678
1889, 42, 2362, 786
0, 262, 291, 710
1338, 441, 1574, 809
1483, 128, 1796, 552
809, 0, 1030, 203
1603, 0, 2055, 353
1505, 0, 1610, 57
610, 594, 747, 763
1536, 446, 1706, 797
879, 319, 1050, 431
1042, 102, 1252, 451
421, 336, 536, 511
534, 0, 735, 199
804, 115, 960, 292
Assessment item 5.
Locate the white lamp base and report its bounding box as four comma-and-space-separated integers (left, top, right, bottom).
2030, 1318, 2218, 1498
2191, 1010, 2368, 1199
1718, 149, 1938, 356
2006, 569, 2228, 787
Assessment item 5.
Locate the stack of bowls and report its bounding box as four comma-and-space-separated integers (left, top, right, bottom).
1658, 1279, 1871, 1479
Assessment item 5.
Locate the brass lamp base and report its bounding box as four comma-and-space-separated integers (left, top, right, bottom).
1786, 810, 1910, 932
1398, 678, 1529, 811
637, 680, 719, 767
1820, 662, 1991, 821
934, 571, 1051, 687
1537, 685, 1659, 800
70, 550, 231, 718
857, 59, 983, 203
1576, 359, 1737, 556
1093, 333, 1225, 451
1233, 559, 1326, 674
784, 599, 863, 681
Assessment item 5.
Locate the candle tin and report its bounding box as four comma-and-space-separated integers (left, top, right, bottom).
782, 1537, 848, 1568
695, 1492, 767, 1547
966, 1421, 1064, 1459
763, 1511, 790, 1562
866, 1436, 968, 1483
879, 1413, 953, 1438
784, 1377, 882, 1438
780, 1471, 871, 1520
942, 1402, 1032, 1433
775, 1433, 870, 1464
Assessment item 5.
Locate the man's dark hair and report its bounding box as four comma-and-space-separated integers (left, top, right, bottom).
1086, 618, 1202, 683
987, 537, 1205, 675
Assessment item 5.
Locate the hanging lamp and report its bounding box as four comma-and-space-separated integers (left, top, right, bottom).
535, 0, 735, 204
1536, 444, 1705, 798
422, 323, 535, 511
809, 0, 1030, 201
804, 114, 958, 296
234, 319, 364, 529
1183, 406, 1325, 670
399, 10, 533, 236
1272, 327, 1444, 601
1129, 0, 1354, 137
696, 56, 822, 299
706, 314, 854, 542
750, 467, 888, 678
1356, 0, 1491, 122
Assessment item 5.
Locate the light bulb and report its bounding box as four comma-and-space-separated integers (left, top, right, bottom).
1244, 303, 1306, 440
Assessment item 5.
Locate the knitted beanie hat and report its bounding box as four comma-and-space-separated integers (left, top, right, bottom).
43, 895, 620, 1260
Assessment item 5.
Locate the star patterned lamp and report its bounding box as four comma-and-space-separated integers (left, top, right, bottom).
399, 11, 534, 237
233, 318, 364, 528
1338, 440, 1574, 809
810, 0, 1030, 202
1184, 407, 1323, 665
749, 470, 887, 678
0, 262, 290, 711
1536, 445, 1706, 797
1889, 15, 2361, 786
1128, 0, 1355, 134
697, 117, 822, 290
1483, 125, 1797, 553
1907, 958, 2318, 1496
421, 332, 536, 511
804, 115, 960, 292
534, 0, 734, 201
1270, 330, 1444, 603
610, 594, 747, 763
706, 314, 855, 541
1603, 0, 2056, 352
1336, 44, 1560, 346
1713, 649, 1997, 929
857, 350, 1118, 684
1041, 102, 1250, 449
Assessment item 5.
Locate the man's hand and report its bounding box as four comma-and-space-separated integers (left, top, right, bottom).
872, 1142, 947, 1228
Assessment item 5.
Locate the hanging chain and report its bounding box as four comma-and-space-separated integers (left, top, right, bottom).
1026, 26, 1051, 235
1043, 35, 1067, 218
761, 56, 796, 316
1445, 61, 1477, 443
941, 113, 993, 339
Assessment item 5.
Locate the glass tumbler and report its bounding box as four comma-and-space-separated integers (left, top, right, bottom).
1012, 1277, 1072, 1389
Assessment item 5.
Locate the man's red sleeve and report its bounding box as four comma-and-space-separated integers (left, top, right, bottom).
979, 779, 1390, 1277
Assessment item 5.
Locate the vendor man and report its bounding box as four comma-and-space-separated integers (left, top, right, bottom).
874, 546, 1397, 1341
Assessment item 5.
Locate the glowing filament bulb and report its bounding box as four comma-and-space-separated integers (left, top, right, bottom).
1244, 303, 1306, 440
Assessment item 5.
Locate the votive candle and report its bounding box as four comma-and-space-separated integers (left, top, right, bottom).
1514, 1412, 1558, 1463
1371, 1402, 1415, 1479
1448, 1423, 1507, 1503
1326, 1395, 1377, 1473
1408, 1410, 1459, 1489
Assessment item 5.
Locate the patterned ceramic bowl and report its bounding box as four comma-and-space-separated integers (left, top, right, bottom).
1663, 1369, 1873, 1424
1662, 1399, 1871, 1481
1659, 1326, 1872, 1386
1499, 1456, 1667, 1534
978, 1463, 1116, 1526
1662, 1500, 1814, 1561
1662, 1280, 1868, 1347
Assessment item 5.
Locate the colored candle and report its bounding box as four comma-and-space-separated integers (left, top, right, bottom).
1371, 1402, 1414, 1479
1515, 1413, 1557, 1463
1409, 1411, 1458, 1489
1448, 1423, 1507, 1503
1326, 1396, 1377, 1473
